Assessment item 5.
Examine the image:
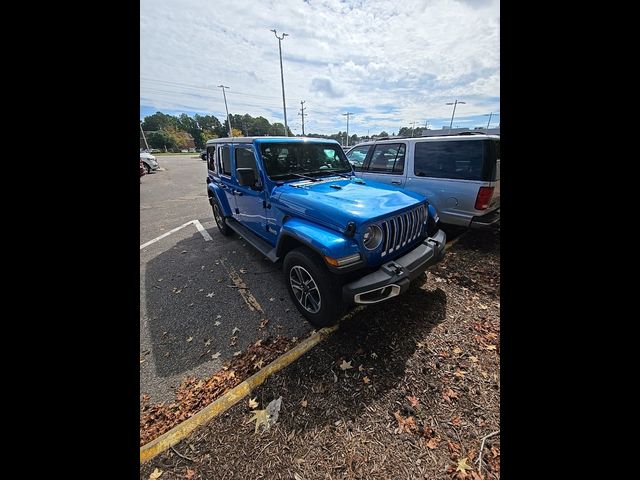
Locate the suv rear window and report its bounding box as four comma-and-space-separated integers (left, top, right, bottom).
413, 140, 498, 181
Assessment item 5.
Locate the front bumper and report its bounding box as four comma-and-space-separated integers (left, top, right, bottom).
342, 229, 446, 305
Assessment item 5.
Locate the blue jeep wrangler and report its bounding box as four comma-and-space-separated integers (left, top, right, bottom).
205, 137, 446, 327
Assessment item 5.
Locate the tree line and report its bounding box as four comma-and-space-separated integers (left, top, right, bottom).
141, 111, 395, 151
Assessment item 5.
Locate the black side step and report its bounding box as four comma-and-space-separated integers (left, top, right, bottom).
225, 218, 279, 263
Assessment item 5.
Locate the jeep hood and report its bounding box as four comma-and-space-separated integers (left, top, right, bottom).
274, 177, 424, 231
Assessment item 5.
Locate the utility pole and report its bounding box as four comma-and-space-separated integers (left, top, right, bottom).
298, 100, 307, 136
446, 100, 466, 133
271, 29, 289, 136
217, 85, 232, 137
140, 121, 149, 150
342, 112, 354, 147
484, 112, 499, 129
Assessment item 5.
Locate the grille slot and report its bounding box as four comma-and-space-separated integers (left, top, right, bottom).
380, 205, 426, 257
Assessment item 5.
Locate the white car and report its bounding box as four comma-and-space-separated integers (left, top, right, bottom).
140, 151, 159, 173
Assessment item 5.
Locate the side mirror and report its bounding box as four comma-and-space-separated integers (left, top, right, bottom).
236, 168, 257, 188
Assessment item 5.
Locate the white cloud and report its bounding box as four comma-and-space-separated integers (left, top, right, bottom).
141, 0, 499, 134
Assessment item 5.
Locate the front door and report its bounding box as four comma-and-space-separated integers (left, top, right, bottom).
360, 142, 408, 187
231, 145, 271, 242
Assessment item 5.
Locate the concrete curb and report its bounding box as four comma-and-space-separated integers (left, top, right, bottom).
140, 324, 339, 463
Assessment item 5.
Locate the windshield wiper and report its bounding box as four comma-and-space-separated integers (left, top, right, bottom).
278, 173, 319, 182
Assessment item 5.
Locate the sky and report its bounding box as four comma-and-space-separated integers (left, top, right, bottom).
140, 0, 499, 136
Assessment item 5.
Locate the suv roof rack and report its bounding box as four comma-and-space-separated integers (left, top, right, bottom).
456, 131, 487, 135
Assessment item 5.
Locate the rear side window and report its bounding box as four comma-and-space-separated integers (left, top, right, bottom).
366, 143, 405, 174
413, 140, 497, 181
219, 146, 231, 175
206, 146, 216, 172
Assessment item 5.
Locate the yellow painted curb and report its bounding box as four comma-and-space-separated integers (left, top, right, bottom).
140, 324, 339, 463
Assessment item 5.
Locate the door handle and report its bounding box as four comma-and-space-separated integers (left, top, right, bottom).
391, 181, 401, 185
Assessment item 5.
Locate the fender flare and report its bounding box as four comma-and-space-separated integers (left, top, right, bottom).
276, 218, 359, 260
207, 183, 233, 217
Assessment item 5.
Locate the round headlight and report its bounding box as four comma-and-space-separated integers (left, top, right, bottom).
363, 224, 383, 250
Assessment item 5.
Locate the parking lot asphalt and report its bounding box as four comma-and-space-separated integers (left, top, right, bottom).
140, 156, 313, 403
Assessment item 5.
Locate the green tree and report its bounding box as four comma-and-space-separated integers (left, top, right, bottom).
141, 112, 179, 132
147, 130, 177, 151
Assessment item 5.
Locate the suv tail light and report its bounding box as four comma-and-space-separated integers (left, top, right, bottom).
475, 186, 494, 210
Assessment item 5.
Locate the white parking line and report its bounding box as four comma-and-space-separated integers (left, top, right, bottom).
140, 220, 212, 250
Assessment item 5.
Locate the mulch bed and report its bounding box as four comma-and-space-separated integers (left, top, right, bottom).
140, 227, 500, 479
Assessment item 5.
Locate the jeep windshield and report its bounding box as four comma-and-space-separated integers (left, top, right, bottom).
259, 143, 353, 181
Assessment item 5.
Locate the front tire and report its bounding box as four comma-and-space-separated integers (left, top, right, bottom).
145, 163, 152, 174
283, 247, 345, 328
211, 197, 232, 236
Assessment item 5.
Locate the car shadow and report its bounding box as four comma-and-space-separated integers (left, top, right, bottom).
252, 284, 448, 430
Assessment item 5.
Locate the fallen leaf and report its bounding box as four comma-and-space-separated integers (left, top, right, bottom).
204, 339, 211, 347
239, 268, 247, 274
186, 337, 193, 343
394, 410, 418, 434
214, 321, 221, 326
448, 440, 461, 455
363, 376, 370, 384
149, 468, 163, 480
339, 360, 353, 371
358, 364, 364, 372
486, 345, 497, 351
184, 468, 196, 479
269, 297, 275, 302
233, 351, 242, 356
425, 437, 440, 449
249, 397, 258, 409
229, 336, 237, 346
301, 399, 308, 407
247, 409, 269, 433
254, 359, 264, 369
254, 339, 263, 347
416, 341, 426, 348
206, 292, 214, 298
453, 347, 463, 355
407, 395, 420, 408
232, 327, 240, 335
212, 352, 221, 359
216, 314, 222, 319
456, 457, 472, 473
454, 368, 466, 378
259, 318, 269, 328
451, 415, 462, 426
469, 356, 478, 363
478, 303, 488, 310
443, 388, 458, 403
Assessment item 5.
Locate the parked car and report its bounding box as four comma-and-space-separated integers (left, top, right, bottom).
140, 160, 146, 181
200, 150, 207, 161
346, 134, 500, 228
140, 151, 159, 173
206, 136, 446, 327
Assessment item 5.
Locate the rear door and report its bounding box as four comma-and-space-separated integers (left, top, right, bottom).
359, 142, 408, 187
216, 144, 237, 210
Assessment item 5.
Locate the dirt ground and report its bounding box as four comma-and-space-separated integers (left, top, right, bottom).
140, 226, 500, 479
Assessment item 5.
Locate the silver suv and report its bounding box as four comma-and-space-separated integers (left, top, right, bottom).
346, 134, 500, 228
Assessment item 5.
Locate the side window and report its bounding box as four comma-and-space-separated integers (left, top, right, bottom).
366, 143, 405, 174
413, 141, 485, 180
346, 146, 370, 171
234, 147, 259, 180
219, 146, 231, 176
206, 146, 216, 172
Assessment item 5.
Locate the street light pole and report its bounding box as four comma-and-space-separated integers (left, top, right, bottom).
271, 29, 289, 136
140, 121, 149, 150
410, 121, 417, 137
217, 85, 232, 137
342, 112, 354, 147
446, 100, 466, 133
485, 112, 493, 129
